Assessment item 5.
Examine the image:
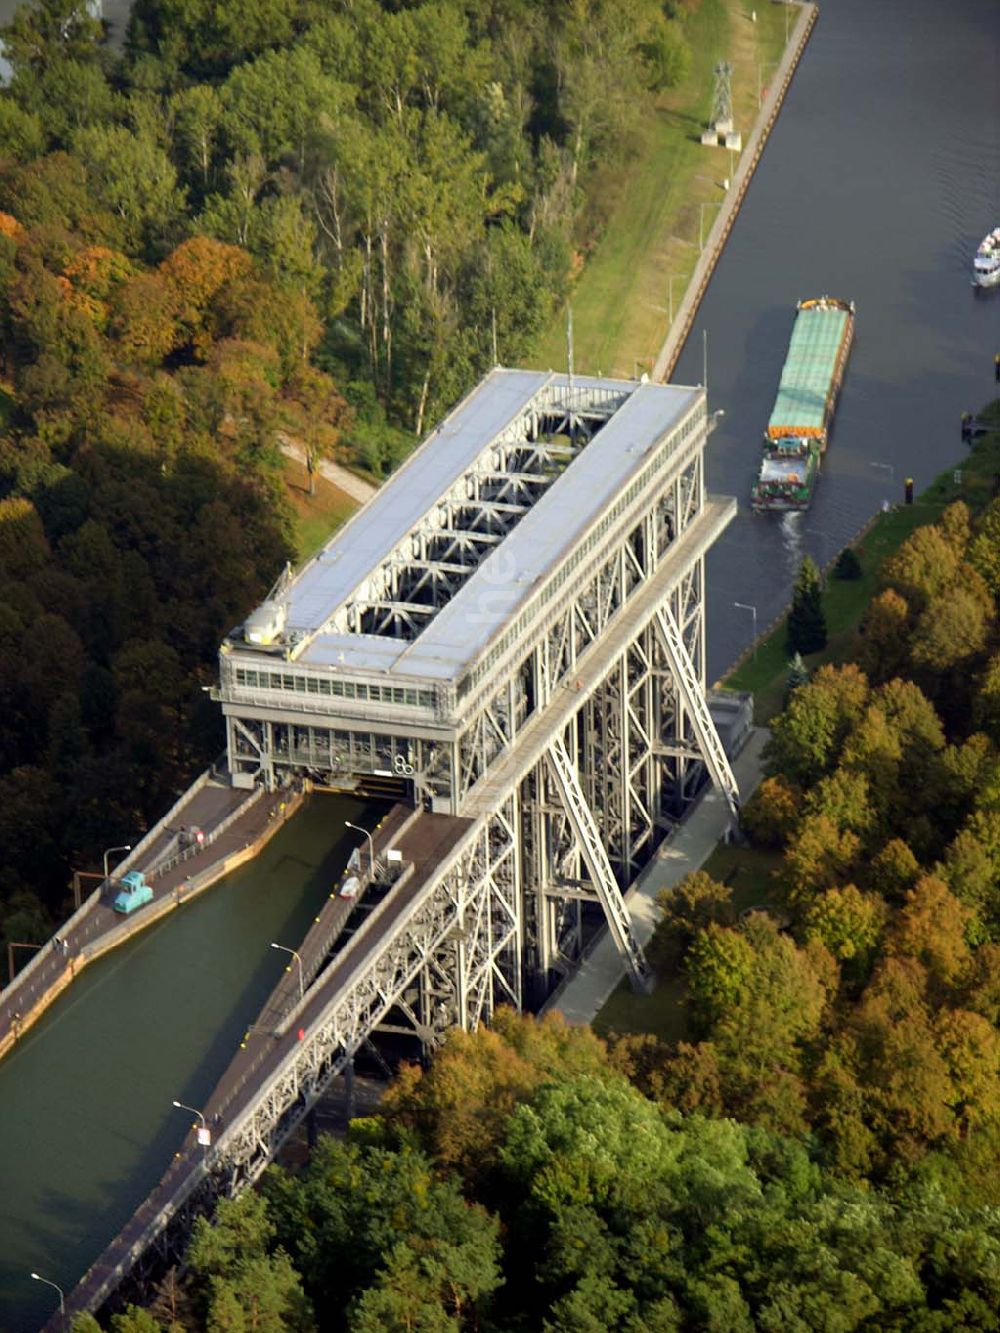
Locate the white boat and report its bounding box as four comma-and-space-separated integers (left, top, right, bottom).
972, 227, 1000, 288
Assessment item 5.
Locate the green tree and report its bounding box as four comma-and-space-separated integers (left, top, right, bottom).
264, 1136, 501, 1324
803, 767, 875, 840
834, 545, 863, 580
13, 57, 118, 145
186, 1190, 312, 1333
648, 870, 734, 971
910, 585, 990, 677
685, 924, 755, 1026
786, 556, 827, 655
380, 1009, 611, 1184
882, 523, 962, 612
939, 817, 1000, 933
0, 100, 45, 162
967, 496, 1000, 597
867, 837, 920, 902
349, 1233, 500, 1332
975, 653, 1000, 742
784, 649, 809, 703
219, 45, 347, 172
765, 663, 869, 788
71, 123, 186, 255
803, 884, 886, 973
783, 813, 861, 906
0, 0, 101, 74
711, 916, 834, 1066
170, 84, 224, 193
128, 0, 299, 80
856, 588, 910, 684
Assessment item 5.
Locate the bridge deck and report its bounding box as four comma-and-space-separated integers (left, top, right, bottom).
58, 809, 471, 1328
0, 781, 262, 1053
251, 801, 416, 1032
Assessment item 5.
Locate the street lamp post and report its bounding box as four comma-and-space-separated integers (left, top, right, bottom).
344, 821, 375, 877
102, 843, 132, 881
171, 1099, 206, 1129
734, 602, 759, 659
30, 1272, 65, 1315
171, 1098, 211, 1151
270, 942, 304, 1000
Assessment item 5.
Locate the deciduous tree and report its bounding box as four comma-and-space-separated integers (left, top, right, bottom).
856, 588, 910, 683
765, 663, 869, 788
739, 773, 801, 849
783, 813, 860, 906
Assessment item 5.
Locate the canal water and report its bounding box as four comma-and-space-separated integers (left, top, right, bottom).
0, 793, 378, 1333
671, 0, 1000, 680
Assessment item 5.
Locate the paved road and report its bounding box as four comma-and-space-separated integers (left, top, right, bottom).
279, 436, 377, 505
0, 780, 255, 1050
549, 728, 769, 1025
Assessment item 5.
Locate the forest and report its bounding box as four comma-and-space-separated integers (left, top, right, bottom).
78, 1006, 1000, 1331
0, 0, 696, 962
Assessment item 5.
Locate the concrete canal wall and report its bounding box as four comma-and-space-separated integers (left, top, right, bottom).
0, 785, 304, 1063
653, 2, 819, 384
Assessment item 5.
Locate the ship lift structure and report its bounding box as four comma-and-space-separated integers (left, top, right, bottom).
216, 366, 739, 1006
57, 368, 741, 1326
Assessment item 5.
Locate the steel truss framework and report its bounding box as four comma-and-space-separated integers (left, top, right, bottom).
65, 381, 744, 1324
301, 380, 629, 649
223, 421, 738, 989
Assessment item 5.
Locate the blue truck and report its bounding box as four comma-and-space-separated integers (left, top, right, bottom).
113, 870, 153, 915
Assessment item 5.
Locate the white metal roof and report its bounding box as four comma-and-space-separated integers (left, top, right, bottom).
236, 368, 700, 682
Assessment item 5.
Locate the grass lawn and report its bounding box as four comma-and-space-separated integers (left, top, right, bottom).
595, 968, 691, 1044
593, 844, 785, 1042
283, 458, 358, 563
701, 842, 785, 914
529, 0, 789, 377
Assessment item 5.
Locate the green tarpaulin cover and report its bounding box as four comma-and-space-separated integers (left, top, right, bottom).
768, 303, 850, 435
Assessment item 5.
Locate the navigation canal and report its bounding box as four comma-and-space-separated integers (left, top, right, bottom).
672, 0, 1000, 680
0, 794, 378, 1333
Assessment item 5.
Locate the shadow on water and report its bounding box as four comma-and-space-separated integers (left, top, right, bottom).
0, 791, 382, 1332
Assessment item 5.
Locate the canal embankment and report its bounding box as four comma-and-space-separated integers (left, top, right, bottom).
0, 780, 305, 1063
0, 792, 380, 1333
722, 408, 1000, 719
653, 1, 818, 383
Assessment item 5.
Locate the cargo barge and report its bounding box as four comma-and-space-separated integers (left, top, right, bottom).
751, 296, 855, 511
